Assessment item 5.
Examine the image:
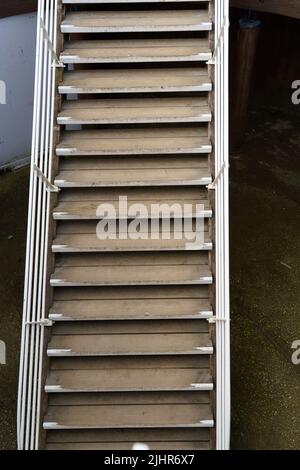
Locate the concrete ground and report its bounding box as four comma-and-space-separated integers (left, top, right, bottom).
0, 107, 299, 449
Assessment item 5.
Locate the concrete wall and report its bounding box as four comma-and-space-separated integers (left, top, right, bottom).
0, 13, 36, 167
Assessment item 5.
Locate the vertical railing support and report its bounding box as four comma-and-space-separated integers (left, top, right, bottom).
17, 0, 59, 450
213, 0, 231, 450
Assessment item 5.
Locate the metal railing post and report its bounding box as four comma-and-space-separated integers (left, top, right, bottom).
17, 0, 59, 450
213, 0, 230, 450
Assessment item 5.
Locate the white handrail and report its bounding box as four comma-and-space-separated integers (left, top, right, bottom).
17, 0, 58, 450
213, 0, 231, 450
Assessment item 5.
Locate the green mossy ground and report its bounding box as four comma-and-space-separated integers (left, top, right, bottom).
0, 108, 299, 449
230, 108, 300, 449
0, 167, 29, 450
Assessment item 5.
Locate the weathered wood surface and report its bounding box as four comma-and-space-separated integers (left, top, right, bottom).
231, 0, 300, 20
0, 0, 37, 19
3, 0, 300, 21
231, 20, 261, 146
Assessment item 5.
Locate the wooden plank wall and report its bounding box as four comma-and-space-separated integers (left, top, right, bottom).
231, 0, 300, 20
1, 0, 300, 21
230, 8, 300, 110
0, 1, 37, 20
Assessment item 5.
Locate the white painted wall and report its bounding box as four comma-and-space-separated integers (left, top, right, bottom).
0, 13, 36, 167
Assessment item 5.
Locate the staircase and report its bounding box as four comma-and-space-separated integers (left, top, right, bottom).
18, 0, 230, 450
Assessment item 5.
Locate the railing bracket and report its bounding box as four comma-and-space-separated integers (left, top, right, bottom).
207, 161, 229, 190
34, 164, 60, 193
208, 316, 228, 324
25, 319, 53, 327
40, 19, 65, 68
209, 16, 230, 65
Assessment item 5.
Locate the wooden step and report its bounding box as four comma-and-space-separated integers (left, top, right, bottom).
50, 318, 209, 334
52, 237, 212, 252
52, 223, 212, 252
49, 355, 210, 370
47, 320, 213, 358
49, 298, 213, 321
63, 0, 209, 4
61, 10, 212, 34
58, 97, 212, 125
46, 427, 210, 450
46, 441, 210, 450
44, 404, 213, 429
50, 251, 212, 287
55, 218, 210, 233
53, 201, 211, 220
46, 391, 211, 405
49, 285, 212, 321
59, 68, 212, 95
44, 391, 213, 429
56, 128, 211, 156
60, 38, 212, 64
47, 332, 213, 357
45, 367, 213, 392
50, 264, 212, 287
53, 187, 212, 220
55, 156, 212, 188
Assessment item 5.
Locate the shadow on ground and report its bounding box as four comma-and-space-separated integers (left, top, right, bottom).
0, 107, 299, 449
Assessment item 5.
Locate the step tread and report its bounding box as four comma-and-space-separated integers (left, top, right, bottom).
49, 356, 210, 370
49, 298, 212, 321
45, 368, 213, 392
55, 155, 211, 187
55, 168, 211, 188
51, 319, 209, 334
56, 128, 211, 156
46, 426, 210, 449
52, 228, 212, 252
61, 38, 211, 64
46, 427, 210, 444
53, 185, 212, 220
47, 329, 213, 356
61, 10, 212, 33
53, 251, 208, 264
59, 68, 212, 94
46, 441, 210, 450
51, 252, 212, 286
63, 0, 209, 3
47, 391, 211, 405
50, 285, 212, 321
53, 285, 209, 299
44, 402, 213, 429
51, 265, 212, 286
54, 203, 211, 220
58, 97, 211, 125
